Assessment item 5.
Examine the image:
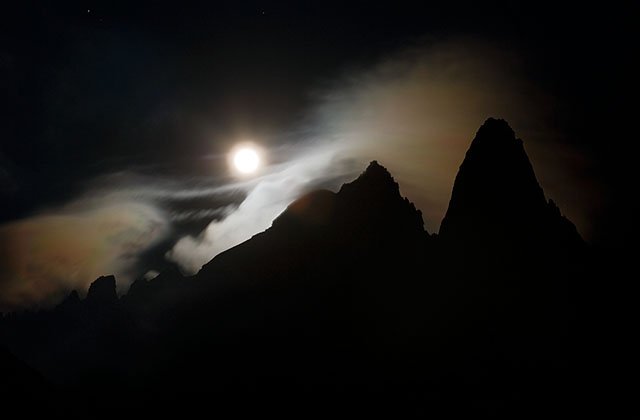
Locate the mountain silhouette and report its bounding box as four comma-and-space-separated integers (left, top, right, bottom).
272, 160, 425, 238
440, 118, 582, 253
0, 118, 592, 414
85, 275, 118, 304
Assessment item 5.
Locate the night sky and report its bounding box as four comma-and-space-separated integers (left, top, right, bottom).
0, 1, 635, 308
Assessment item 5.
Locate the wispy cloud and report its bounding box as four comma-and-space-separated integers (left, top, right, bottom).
166, 144, 357, 273
0, 200, 167, 310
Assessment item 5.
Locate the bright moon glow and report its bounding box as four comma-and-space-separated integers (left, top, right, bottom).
233, 147, 260, 174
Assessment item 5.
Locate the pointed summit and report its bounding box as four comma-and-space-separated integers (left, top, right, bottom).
336, 161, 425, 237
338, 160, 401, 201
440, 118, 580, 250
271, 161, 425, 237
468, 117, 520, 150
362, 160, 396, 181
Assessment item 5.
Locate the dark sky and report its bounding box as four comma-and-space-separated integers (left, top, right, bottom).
1, 2, 633, 219
0, 1, 636, 308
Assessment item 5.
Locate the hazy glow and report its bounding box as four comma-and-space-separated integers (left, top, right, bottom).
0, 201, 167, 310
167, 145, 351, 274
233, 147, 260, 174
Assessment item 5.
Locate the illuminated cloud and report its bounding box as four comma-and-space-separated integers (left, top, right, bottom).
0, 201, 167, 310
167, 146, 355, 273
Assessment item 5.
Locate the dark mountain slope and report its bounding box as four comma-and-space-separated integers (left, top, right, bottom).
440, 118, 582, 254
199, 160, 428, 291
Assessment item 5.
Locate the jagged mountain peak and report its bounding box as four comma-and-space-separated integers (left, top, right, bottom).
272, 161, 424, 236
86, 275, 117, 304
440, 117, 580, 249
332, 161, 424, 235
362, 160, 395, 180
338, 160, 401, 200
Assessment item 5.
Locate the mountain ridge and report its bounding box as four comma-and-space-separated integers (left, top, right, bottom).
0, 118, 590, 414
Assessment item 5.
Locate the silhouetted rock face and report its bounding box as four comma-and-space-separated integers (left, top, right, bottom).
56, 290, 81, 313
126, 278, 149, 298
339, 160, 401, 199
203, 160, 428, 289
440, 118, 581, 250
336, 160, 426, 237
273, 161, 425, 238
85, 275, 117, 304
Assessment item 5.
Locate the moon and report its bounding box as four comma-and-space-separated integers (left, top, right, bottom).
232, 147, 261, 174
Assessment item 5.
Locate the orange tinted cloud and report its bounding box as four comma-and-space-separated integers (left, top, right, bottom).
0, 201, 167, 310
